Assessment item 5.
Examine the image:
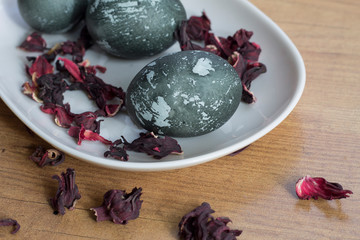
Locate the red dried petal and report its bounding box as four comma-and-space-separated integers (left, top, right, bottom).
30, 146, 65, 167
0, 218, 20, 234
40, 103, 74, 128
91, 188, 143, 224
73, 111, 102, 133
104, 139, 129, 161
18, 32, 47, 52
186, 11, 211, 41
58, 57, 84, 83
22, 80, 42, 103
50, 168, 81, 215
28, 55, 54, 79
179, 202, 242, 240
105, 104, 122, 117
122, 132, 183, 159
295, 175, 353, 200
68, 125, 112, 145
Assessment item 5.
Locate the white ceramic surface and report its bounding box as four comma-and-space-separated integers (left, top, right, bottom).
0, 0, 305, 171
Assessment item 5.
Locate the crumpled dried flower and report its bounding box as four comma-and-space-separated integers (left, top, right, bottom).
185, 11, 211, 41
68, 125, 112, 145
104, 139, 129, 161
122, 132, 183, 159
18, 32, 47, 52
295, 175, 353, 200
40, 103, 74, 128
91, 188, 143, 224
0, 218, 20, 234
50, 168, 81, 215
30, 146, 65, 167
179, 202, 242, 240
27, 55, 54, 80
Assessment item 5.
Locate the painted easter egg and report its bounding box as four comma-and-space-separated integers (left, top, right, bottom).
126, 50, 243, 137
86, 0, 186, 58
17, 0, 88, 33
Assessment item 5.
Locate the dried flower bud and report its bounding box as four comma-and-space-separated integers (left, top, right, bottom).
91, 188, 143, 224
0, 218, 20, 234
295, 175, 353, 200
179, 202, 242, 240
30, 146, 65, 167
50, 168, 81, 215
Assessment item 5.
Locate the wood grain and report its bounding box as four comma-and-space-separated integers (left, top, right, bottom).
1, 0, 360, 239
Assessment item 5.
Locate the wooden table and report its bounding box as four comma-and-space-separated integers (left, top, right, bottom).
1, 0, 359, 239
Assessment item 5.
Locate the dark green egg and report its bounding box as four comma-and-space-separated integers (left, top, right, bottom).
126, 50, 243, 137
17, 0, 88, 33
86, 0, 186, 59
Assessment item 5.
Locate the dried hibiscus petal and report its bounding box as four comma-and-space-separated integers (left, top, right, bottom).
50, 168, 81, 215
73, 111, 102, 133
0, 218, 20, 234
68, 125, 112, 145
91, 188, 143, 224
179, 202, 242, 240
28, 55, 54, 80
295, 175, 353, 200
30, 146, 65, 167
122, 132, 183, 159
185, 11, 211, 41
40, 103, 74, 128
104, 139, 129, 161
36, 73, 68, 105
58, 57, 84, 83
18, 32, 47, 52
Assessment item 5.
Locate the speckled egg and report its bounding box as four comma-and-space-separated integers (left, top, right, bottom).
86, 0, 186, 59
17, 0, 88, 33
126, 50, 243, 137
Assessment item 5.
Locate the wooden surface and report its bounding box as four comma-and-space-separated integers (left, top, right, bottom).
1, 0, 360, 239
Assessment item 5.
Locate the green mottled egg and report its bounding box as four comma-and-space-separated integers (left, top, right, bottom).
126, 50, 243, 137
17, 0, 88, 33
86, 0, 186, 59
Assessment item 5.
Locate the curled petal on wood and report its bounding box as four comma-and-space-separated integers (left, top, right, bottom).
296, 175, 353, 200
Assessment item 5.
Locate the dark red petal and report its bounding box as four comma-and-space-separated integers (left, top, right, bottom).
40, 103, 74, 128
28, 55, 54, 79
104, 139, 129, 161
30, 146, 65, 167
178, 202, 242, 240
105, 104, 122, 117
186, 11, 211, 41
69, 125, 112, 145
73, 111, 102, 133
295, 175, 353, 200
0, 218, 20, 234
232, 29, 253, 48
122, 132, 183, 159
18, 32, 47, 52
50, 168, 81, 215
91, 188, 143, 224
58, 57, 84, 83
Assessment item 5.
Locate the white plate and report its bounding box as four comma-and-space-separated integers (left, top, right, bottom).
0, 0, 305, 171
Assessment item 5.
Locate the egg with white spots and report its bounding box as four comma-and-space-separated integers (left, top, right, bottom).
86, 0, 186, 58
126, 50, 243, 137
17, 0, 88, 33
